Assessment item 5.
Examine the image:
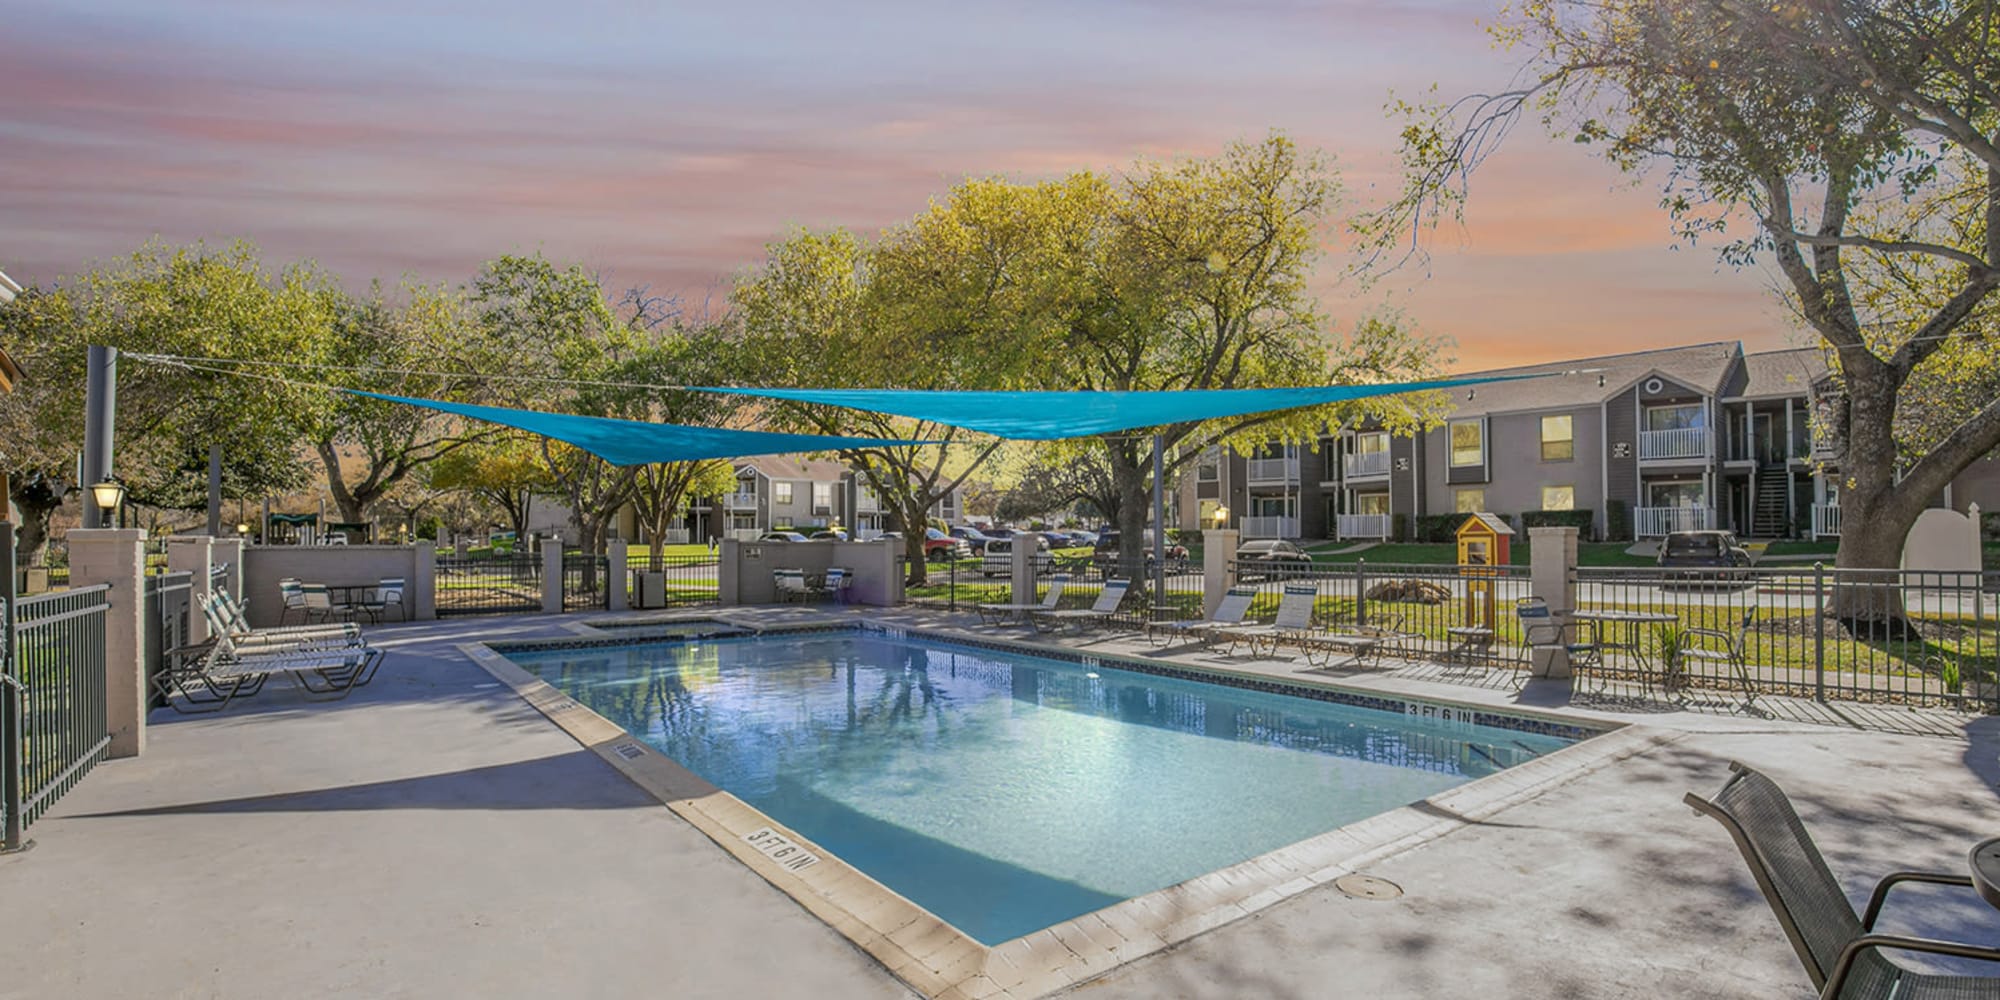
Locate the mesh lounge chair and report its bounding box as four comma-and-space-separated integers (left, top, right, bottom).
1215, 583, 1318, 656
976, 574, 1067, 626
204, 593, 363, 651
1685, 762, 2000, 999
1221, 584, 1387, 667
1146, 586, 1255, 648
1031, 578, 1131, 634
159, 621, 384, 714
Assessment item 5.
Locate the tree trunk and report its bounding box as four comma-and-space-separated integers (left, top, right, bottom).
899, 498, 930, 585
1826, 359, 1915, 623
315, 440, 370, 525
1107, 440, 1152, 599
13, 495, 56, 567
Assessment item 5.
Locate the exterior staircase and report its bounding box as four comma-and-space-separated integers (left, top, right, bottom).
1752, 465, 1791, 538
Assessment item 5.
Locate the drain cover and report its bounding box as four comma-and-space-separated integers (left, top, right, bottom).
1333, 874, 1404, 900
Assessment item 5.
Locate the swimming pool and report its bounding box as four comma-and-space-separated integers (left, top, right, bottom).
503, 630, 1577, 944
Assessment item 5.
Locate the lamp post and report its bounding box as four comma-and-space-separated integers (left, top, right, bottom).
1212, 504, 1230, 530
90, 479, 126, 530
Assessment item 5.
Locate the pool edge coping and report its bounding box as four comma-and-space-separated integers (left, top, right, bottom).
459, 621, 1680, 1000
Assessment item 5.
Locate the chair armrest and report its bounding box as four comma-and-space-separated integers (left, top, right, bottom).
1861, 870, 1978, 929
1823, 932, 2000, 999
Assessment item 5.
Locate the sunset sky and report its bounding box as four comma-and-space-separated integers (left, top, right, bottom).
2, 0, 1804, 371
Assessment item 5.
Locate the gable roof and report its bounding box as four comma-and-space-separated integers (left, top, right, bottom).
1734, 347, 1827, 399
1444, 341, 1744, 418
737, 454, 850, 482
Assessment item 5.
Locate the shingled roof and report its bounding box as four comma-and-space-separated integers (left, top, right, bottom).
736, 455, 851, 482
1734, 347, 1827, 399
1444, 340, 1744, 418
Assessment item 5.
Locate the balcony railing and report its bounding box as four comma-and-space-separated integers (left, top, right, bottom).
1240, 515, 1300, 539
1335, 513, 1391, 539
1245, 457, 1299, 484
1638, 427, 1707, 460
857, 492, 880, 513
1344, 451, 1390, 478
1634, 505, 1712, 537
1812, 504, 1841, 537
723, 492, 758, 509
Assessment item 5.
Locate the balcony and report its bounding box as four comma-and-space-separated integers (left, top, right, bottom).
1344, 451, 1390, 479
1240, 515, 1300, 539
1634, 506, 1712, 537
1812, 504, 1841, 537
1335, 513, 1391, 539
1245, 457, 1299, 485
724, 492, 758, 509
857, 492, 880, 513
1638, 428, 1707, 461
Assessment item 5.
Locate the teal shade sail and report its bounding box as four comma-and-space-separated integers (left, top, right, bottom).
350, 391, 936, 466
695, 374, 1549, 440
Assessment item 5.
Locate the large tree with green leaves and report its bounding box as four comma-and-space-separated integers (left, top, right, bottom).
1367, 0, 2000, 618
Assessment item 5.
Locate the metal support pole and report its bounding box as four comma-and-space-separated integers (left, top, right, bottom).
81, 346, 118, 530
1812, 562, 1826, 702
1151, 435, 1167, 621
1355, 558, 1368, 628
0, 518, 21, 852
206, 443, 224, 536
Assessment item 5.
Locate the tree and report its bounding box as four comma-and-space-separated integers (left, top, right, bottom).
607, 321, 754, 565
426, 433, 551, 539
310, 281, 496, 525
996, 445, 1122, 526
1365, 0, 2000, 619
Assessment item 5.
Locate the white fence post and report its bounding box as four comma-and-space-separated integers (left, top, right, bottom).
65, 529, 146, 759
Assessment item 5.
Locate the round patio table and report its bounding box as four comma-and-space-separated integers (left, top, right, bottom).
1972, 837, 2000, 910
1571, 610, 1680, 697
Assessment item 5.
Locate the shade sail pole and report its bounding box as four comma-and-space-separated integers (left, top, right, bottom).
1152, 434, 1167, 617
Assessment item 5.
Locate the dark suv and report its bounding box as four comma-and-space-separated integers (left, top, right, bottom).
1093, 530, 1190, 576
1657, 530, 1751, 581
1234, 539, 1315, 581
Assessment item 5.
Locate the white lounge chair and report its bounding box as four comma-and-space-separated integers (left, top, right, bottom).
1032, 578, 1131, 634
976, 574, 1067, 626
1146, 585, 1256, 648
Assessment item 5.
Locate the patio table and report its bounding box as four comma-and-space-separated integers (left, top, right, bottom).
1973, 837, 2000, 910
1572, 610, 1680, 697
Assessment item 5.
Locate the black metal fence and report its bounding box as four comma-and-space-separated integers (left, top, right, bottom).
143, 571, 195, 710
1217, 559, 1997, 711
4, 584, 112, 844
434, 553, 542, 616
626, 552, 722, 609
562, 554, 610, 612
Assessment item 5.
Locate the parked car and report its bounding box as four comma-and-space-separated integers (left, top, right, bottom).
949, 525, 994, 555
1234, 539, 1315, 581
982, 527, 1018, 541
981, 536, 1057, 577
759, 531, 809, 543
923, 527, 973, 563
1069, 530, 1099, 548
1041, 530, 1082, 549
808, 529, 849, 542
1657, 530, 1752, 581
1093, 530, 1190, 575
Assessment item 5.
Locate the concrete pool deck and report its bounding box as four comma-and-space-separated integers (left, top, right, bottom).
3, 610, 1996, 999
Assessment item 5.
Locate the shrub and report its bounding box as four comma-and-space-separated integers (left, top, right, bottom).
1520, 509, 1596, 540
1391, 513, 1410, 542
1606, 499, 1632, 541
1414, 513, 1470, 543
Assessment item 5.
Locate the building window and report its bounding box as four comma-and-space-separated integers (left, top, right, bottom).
1540, 414, 1573, 462
1355, 431, 1389, 455
1646, 480, 1704, 507
1455, 488, 1485, 513
1449, 420, 1483, 467
1355, 493, 1390, 516
1197, 446, 1219, 482
773, 482, 794, 505
811, 482, 832, 513
1644, 403, 1705, 431
1541, 485, 1575, 511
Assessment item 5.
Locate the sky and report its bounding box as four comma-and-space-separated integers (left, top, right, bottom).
1, 0, 1805, 371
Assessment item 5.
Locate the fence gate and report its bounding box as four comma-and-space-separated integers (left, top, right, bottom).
434, 553, 543, 616
3, 585, 113, 848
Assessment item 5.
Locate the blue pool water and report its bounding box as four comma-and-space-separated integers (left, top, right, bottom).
505, 631, 1576, 944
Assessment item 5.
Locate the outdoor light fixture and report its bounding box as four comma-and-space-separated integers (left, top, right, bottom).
236, 522, 250, 537
1212, 504, 1230, 528
89, 478, 125, 518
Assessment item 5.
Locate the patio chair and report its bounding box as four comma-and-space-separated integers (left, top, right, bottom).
1146, 585, 1256, 648
299, 583, 355, 625
976, 574, 1067, 626
1031, 578, 1131, 634
276, 578, 310, 625
350, 577, 407, 624
1680, 610, 1761, 712
1685, 762, 2000, 999
823, 567, 852, 605
772, 568, 816, 603
1515, 597, 1599, 690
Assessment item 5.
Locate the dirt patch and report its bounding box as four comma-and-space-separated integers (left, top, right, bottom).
1366, 579, 1452, 604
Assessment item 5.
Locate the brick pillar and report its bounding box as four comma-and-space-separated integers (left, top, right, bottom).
165, 535, 215, 644
542, 537, 564, 614
1203, 528, 1239, 618
1529, 526, 1579, 679
66, 529, 147, 759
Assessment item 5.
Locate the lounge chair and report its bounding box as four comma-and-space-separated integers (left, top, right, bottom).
1218, 583, 1386, 667
158, 625, 384, 714
1146, 586, 1255, 648
213, 590, 361, 646
1031, 578, 1131, 634
1686, 762, 2000, 999
976, 574, 1067, 626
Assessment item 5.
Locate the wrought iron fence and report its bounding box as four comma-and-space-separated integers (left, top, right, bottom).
4, 584, 112, 845
434, 553, 542, 616
916, 552, 1205, 628
626, 552, 722, 609
143, 571, 195, 710
562, 554, 610, 612
1225, 560, 1534, 652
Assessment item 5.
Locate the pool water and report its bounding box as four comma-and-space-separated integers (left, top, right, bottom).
506, 632, 1575, 944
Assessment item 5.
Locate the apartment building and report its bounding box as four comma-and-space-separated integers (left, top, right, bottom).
718, 457, 962, 541
1184, 340, 2000, 542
